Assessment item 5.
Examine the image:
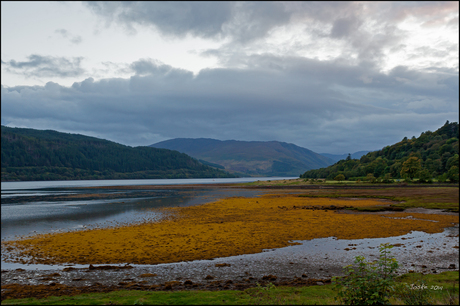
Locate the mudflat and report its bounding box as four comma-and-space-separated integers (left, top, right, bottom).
1, 184, 459, 301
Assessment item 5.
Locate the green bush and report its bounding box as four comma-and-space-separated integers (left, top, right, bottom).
332, 243, 399, 305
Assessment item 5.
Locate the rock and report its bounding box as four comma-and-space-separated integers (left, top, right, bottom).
316, 282, 324, 286
449, 264, 456, 269
302, 274, 307, 278
262, 274, 277, 281
205, 275, 214, 280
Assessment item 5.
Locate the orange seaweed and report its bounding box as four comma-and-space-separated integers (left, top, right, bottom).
2, 195, 458, 266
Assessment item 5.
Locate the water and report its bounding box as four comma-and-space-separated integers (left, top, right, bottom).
1, 177, 458, 274
1, 177, 294, 242
1, 177, 294, 191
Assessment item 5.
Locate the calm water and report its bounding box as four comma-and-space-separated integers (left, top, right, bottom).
1, 177, 294, 241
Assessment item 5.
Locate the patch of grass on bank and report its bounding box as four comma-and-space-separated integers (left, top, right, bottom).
298, 187, 459, 212
1, 285, 337, 305
2, 272, 458, 305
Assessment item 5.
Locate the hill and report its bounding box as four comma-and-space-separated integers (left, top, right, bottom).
301, 121, 459, 183
150, 138, 334, 177
320, 151, 371, 163
1, 126, 236, 181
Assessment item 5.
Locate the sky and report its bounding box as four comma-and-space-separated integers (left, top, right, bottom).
1, 1, 459, 154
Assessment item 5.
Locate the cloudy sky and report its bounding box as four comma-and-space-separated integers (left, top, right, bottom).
1, 1, 458, 154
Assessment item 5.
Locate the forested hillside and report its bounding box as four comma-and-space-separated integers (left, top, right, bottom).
301, 121, 459, 183
1, 126, 236, 181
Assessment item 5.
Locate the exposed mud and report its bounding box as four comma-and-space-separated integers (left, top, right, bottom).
1, 186, 458, 302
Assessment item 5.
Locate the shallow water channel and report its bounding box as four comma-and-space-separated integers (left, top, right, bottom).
1, 179, 458, 281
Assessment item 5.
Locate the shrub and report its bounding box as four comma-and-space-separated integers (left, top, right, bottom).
366, 173, 376, 183
333, 243, 399, 305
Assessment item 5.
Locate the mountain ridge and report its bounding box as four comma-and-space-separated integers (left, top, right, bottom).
150, 138, 334, 177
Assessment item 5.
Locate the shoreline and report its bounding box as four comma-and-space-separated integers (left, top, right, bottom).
2, 226, 458, 300
1, 184, 458, 300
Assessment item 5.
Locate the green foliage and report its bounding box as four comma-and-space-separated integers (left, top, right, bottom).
334, 174, 346, 182
381, 173, 392, 183
447, 166, 459, 183
302, 121, 459, 183
400, 156, 421, 179
417, 168, 432, 183
332, 243, 399, 305
366, 173, 376, 183
1, 126, 236, 181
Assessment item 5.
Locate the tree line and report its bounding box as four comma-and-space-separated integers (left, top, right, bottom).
1, 126, 236, 181
301, 121, 459, 183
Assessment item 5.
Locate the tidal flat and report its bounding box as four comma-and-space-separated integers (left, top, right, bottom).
1, 184, 459, 301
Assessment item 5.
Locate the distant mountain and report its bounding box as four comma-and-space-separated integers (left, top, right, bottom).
150, 138, 334, 177
302, 121, 459, 182
320, 151, 371, 163
1, 126, 236, 181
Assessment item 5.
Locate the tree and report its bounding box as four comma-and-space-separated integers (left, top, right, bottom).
447, 166, 459, 183
381, 173, 392, 183
366, 173, 376, 183
334, 174, 346, 182
417, 169, 432, 183
400, 156, 421, 179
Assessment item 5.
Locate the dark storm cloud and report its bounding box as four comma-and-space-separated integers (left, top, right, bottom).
2, 55, 458, 153
2, 55, 85, 78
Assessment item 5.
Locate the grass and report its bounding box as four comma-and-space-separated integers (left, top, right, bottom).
297, 186, 459, 212
239, 178, 458, 187
2, 271, 457, 305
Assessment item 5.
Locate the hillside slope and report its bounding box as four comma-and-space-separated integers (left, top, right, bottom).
1, 126, 235, 181
301, 121, 459, 182
150, 138, 334, 177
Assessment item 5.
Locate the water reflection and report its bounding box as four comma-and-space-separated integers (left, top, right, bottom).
1, 187, 268, 241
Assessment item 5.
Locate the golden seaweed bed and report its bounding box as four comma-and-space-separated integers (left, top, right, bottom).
2, 194, 458, 266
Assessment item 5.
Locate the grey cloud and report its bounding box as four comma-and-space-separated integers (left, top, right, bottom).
2, 54, 457, 154
85, 1, 233, 39
85, 1, 291, 44
3, 55, 85, 78
84, 1, 456, 70
330, 17, 362, 39
55, 28, 83, 44
129, 59, 193, 79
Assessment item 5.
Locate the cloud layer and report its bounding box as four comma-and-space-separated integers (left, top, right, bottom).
2, 56, 457, 153
1, 2, 458, 154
